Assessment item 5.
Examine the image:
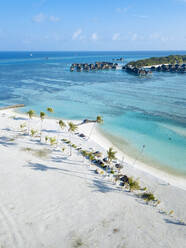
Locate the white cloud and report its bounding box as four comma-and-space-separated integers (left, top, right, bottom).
112, 33, 121, 41
129, 33, 145, 41
72, 29, 82, 40
131, 33, 138, 41
116, 7, 129, 13
149, 33, 172, 42
33, 13, 60, 23
33, 13, 46, 23
49, 16, 60, 22
149, 33, 161, 40
91, 33, 98, 41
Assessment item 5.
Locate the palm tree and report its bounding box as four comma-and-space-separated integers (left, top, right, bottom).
88, 115, 103, 140
59, 120, 66, 130
68, 122, 78, 156
40, 111, 45, 141
30, 129, 37, 137
57, 120, 66, 142
49, 137, 57, 146
47, 107, 54, 114
96, 115, 103, 124
26, 110, 35, 134
107, 147, 117, 164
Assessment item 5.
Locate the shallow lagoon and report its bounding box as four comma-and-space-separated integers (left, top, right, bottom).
0, 51, 186, 176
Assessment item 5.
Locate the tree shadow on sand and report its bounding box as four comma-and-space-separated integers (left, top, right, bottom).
0, 136, 17, 147
89, 179, 118, 193
42, 129, 57, 133
13, 117, 27, 121
25, 161, 95, 178
164, 218, 186, 226
26, 161, 68, 172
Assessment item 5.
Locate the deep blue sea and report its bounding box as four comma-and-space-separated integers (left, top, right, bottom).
0, 51, 186, 176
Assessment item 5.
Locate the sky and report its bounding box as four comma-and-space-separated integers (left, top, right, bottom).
0, 0, 186, 51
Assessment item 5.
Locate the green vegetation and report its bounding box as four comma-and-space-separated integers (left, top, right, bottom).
96, 115, 104, 124
21, 147, 50, 158
61, 147, 65, 152
127, 55, 186, 68
34, 149, 51, 158
68, 122, 78, 156
127, 177, 140, 191
46, 107, 54, 113
68, 122, 78, 133
88, 115, 103, 140
49, 137, 57, 146
88, 153, 95, 161
27, 109, 35, 119
26, 109, 35, 134
58, 120, 66, 142
140, 192, 156, 202
20, 122, 27, 131
22, 147, 32, 152
30, 129, 37, 137
40, 111, 45, 120
40, 111, 45, 141
73, 238, 84, 248
81, 150, 88, 157
59, 120, 66, 129
107, 147, 117, 164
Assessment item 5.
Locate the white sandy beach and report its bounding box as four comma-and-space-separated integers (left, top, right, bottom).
0, 108, 186, 248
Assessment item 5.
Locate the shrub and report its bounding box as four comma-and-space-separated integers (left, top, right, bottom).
20, 122, 26, 130
73, 238, 84, 248
88, 154, 95, 162
81, 150, 88, 157
169, 210, 174, 216
128, 177, 140, 191
140, 192, 156, 202
34, 149, 50, 158
22, 147, 32, 152
100, 163, 106, 168
49, 137, 57, 146
31, 129, 37, 137
140, 186, 147, 191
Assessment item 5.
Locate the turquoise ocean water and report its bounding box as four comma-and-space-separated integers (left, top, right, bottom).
0, 51, 186, 176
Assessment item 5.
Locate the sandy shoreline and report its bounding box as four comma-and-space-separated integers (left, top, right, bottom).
14, 108, 186, 190
95, 128, 186, 190
76, 117, 186, 191
0, 108, 186, 248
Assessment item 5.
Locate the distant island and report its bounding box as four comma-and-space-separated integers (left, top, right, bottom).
126, 55, 186, 68
70, 55, 186, 76
124, 55, 186, 75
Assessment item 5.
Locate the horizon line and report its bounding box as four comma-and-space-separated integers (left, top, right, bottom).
0, 49, 186, 52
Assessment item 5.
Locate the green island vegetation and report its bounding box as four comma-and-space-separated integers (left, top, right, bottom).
126, 55, 186, 68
